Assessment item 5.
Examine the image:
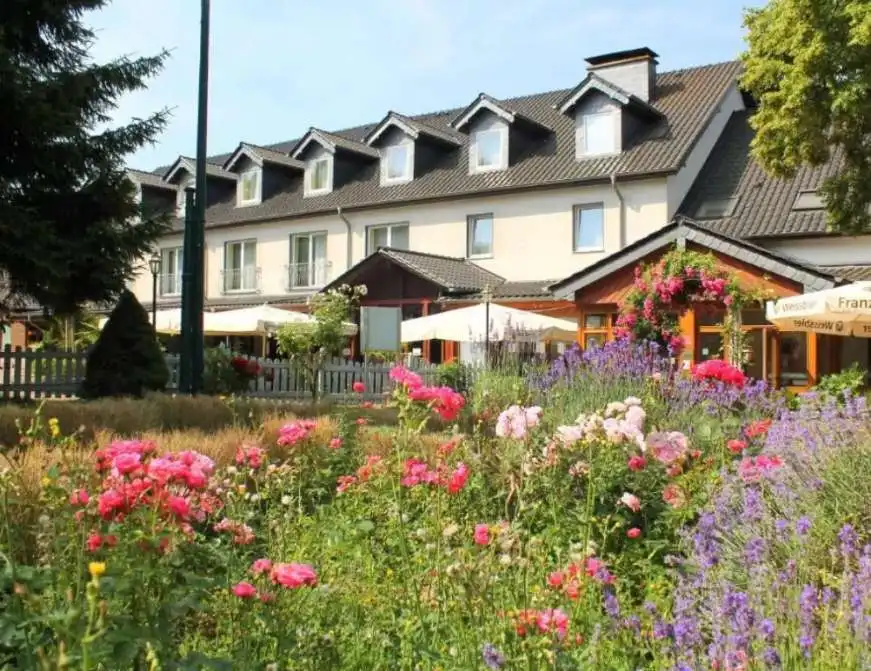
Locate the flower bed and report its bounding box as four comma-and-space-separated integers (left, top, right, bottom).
1, 343, 869, 669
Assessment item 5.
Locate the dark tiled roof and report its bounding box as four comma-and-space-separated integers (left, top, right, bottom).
440, 279, 563, 301
226, 143, 304, 171
367, 111, 463, 146
292, 128, 380, 159
819, 266, 871, 282
128, 168, 174, 190
154, 293, 310, 312
377, 248, 504, 292
145, 60, 741, 231
678, 111, 845, 239
166, 156, 236, 182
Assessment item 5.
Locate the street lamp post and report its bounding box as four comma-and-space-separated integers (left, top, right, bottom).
148, 253, 162, 329
482, 284, 492, 368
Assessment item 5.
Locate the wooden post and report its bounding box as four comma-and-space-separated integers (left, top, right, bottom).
807, 331, 818, 387
421, 300, 431, 362
577, 307, 585, 346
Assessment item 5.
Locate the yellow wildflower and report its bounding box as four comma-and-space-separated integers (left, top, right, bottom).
48, 417, 60, 438
236, 484, 247, 495
88, 562, 106, 578
40, 476, 51, 487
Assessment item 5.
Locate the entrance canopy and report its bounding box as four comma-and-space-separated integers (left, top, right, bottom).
766, 282, 871, 338
401, 303, 577, 343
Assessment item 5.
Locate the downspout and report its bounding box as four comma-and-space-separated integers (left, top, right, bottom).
336, 206, 353, 269
610, 173, 626, 250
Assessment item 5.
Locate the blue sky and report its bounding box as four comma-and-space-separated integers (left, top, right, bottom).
87, 0, 762, 170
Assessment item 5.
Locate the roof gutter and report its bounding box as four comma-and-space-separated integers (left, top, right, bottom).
336, 206, 353, 269
610, 173, 626, 250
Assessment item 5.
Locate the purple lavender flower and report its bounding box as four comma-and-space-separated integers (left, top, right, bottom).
795, 516, 812, 537
798, 585, 819, 658
761, 647, 781, 667
744, 537, 767, 565
603, 588, 620, 620
838, 523, 859, 558
481, 643, 505, 670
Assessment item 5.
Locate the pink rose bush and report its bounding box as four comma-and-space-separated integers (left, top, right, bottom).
495, 404, 542, 439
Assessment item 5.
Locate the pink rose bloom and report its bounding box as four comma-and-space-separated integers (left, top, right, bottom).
627, 455, 647, 472
627, 527, 642, 539
112, 451, 142, 475
473, 524, 490, 546
619, 492, 641, 513
662, 484, 687, 509
389, 365, 423, 391
232, 581, 258, 599
271, 562, 318, 589
86, 532, 103, 553
69, 489, 89, 506
168, 495, 191, 520
536, 608, 569, 639
352, 381, 365, 393
648, 431, 689, 465
446, 462, 469, 495
250, 558, 273, 575
328, 437, 343, 450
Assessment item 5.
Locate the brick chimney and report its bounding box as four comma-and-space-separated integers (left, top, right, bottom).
585, 47, 659, 102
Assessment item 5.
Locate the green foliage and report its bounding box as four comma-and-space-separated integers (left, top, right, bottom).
80, 290, 168, 398
435, 360, 474, 394
741, 0, 871, 234
30, 311, 101, 352
275, 284, 366, 400
202, 347, 260, 395
0, 0, 171, 316
814, 362, 866, 403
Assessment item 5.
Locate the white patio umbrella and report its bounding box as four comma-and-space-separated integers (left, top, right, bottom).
401, 303, 577, 343
204, 305, 314, 335
765, 282, 871, 337
99, 308, 182, 334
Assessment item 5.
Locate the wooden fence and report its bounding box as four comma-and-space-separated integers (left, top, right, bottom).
0, 347, 440, 401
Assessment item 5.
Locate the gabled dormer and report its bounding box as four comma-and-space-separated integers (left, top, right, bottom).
222, 142, 304, 207
557, 48, 663, 160
290, 128, 378, 197
450, 94, 550, 175
125, 169, 176, 219
364, 111, 462, 186
163, 156, 236, 217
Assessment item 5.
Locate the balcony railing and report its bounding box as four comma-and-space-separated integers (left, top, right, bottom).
286, 260, 332, 290
221, 266, 262, 294
159, 273, 181, 296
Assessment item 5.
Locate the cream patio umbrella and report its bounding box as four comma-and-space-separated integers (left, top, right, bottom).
400, 303, 577, 343
765, 282, 871, 337
98, 308, 183, 334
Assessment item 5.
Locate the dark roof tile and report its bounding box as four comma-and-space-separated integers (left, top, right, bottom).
145, 60, 742, 231
678, 111, 844, 239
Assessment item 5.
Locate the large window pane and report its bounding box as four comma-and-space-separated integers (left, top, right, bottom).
583, 113, 614, 155
370, 227, 388, 251
293, 236, 310, 264
386, 145, 409, 180
390, 224, 409, 250
780, 332, 809, 386
575, 205, 604, 251
468, 215, 493, 256
476, 130, 502, 168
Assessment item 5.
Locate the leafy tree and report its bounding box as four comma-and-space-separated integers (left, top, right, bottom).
80, 290, 168, 398
741, 0, 871, 234
0, 0, 171, 318
275, 285, 366, 400
30, 310, 100, 351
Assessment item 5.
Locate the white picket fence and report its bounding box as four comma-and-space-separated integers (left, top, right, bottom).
0, 346, 440, 401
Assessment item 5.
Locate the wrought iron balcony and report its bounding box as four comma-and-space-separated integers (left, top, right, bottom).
221, 266, 262, 294
286, 260, 332, 290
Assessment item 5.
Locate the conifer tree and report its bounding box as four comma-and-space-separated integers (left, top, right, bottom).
0, 0, 171, 316
81, 290, 168, 398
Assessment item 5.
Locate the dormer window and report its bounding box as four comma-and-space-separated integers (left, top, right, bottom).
306, 157, 331, 196
582, 112, 616, 156
176, 186, 188, 218
473, 128, 505, 173
238, 168, 261, 206
384, 144, 412, 183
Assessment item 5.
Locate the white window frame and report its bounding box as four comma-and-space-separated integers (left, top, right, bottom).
289, 232, 328, 289
176, 187, 187, 218
238, 168, 262, 206
367, 223, 409, 253
467, 214, 494, 258
159, 247, 183, 296
223, 239, 258, 293
383, 144, 412, 183
573, 203, 605, 253
306, 157, 332, 196
473, 128, 506, 172
582, 112, 616, 156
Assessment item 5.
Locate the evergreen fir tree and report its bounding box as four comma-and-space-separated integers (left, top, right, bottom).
81, 290, 168, 398
0, 0, 171, 316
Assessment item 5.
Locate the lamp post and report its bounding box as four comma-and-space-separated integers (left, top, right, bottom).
482, 284, 492, 368
148, 253, 162, 329
179, 0, 211, 395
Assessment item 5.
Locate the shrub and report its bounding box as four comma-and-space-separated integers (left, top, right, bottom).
202, 346, 261, 395
814, 362, 866, 403
80, 290, 168, 399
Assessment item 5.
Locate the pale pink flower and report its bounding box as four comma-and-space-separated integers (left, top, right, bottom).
250, 558, 273, 575
619, 492, 641, 513
271, 562, 318, 589
648, 431, 689, 465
